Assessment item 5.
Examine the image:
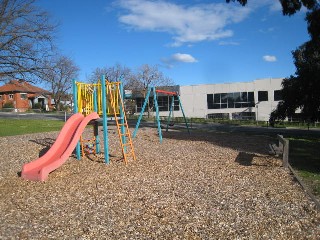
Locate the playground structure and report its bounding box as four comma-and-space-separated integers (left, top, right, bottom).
73, 78, 136, 163
21, 76, 135, 181
133, 87, 190, 143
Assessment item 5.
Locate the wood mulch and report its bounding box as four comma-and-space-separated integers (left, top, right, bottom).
0, 126, 319, 239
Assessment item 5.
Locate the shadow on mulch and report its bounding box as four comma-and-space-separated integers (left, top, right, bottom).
29, 138, 55, 157
235, 152, 256, 166
235, 151, 282, 167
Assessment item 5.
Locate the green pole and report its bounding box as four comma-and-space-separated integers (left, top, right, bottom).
73, 79, 81, 160
101, 75, 109, 164
153, 87, 162, 143
133, 87, 152, 138
119, 82, 126, 151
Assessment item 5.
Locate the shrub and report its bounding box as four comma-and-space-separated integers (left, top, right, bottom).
33, 103, 42, 109
3, 102, 14, 108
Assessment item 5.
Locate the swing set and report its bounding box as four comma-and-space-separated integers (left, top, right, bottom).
133, 87, 190, 143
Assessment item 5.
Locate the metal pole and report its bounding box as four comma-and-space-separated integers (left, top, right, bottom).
73, 79, 81, 160
153, 87, 162, 143
119, 82, 126, 150
133, 87, 152, 138
93, 87, 100, 154
101, 75, 109, 164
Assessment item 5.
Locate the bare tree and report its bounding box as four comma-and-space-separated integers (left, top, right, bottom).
0, 0, 56, 82
40, 55, 79, 111
134, 64, 173, 89
87, 63, 132, 87
131, 64, 174, 117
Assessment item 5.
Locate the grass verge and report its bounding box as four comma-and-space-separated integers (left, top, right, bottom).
289, 137, 320, 198
0, 119, 64, 137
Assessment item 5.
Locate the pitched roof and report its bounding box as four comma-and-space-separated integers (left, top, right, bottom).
0, 80, 51, 94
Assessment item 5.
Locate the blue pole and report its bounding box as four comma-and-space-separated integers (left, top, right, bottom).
178, 95, 190, 134
101, 75, 109, 164
153, 87, 162, 143
73, 79, 81, 160
133, 87, 152, 138
93, 87, 100, 154
119, 82, 126, 151
166, 95, 174, 132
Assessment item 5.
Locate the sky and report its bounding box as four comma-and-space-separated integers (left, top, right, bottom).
36, 0, 310, 86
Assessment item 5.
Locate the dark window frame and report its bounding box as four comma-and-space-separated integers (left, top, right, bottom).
258, 91, 268, 102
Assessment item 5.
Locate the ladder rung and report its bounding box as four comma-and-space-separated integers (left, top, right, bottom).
124, 151, 134, 156
122, 143, 132, 147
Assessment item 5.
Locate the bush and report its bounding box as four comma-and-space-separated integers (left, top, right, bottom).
3, 102, 14, 108
33, 103, 42, 109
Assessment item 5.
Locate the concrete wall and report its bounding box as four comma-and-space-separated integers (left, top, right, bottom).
156, 78, 283, 121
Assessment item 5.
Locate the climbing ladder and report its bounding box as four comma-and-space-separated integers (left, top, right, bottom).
107, 82, 136, 164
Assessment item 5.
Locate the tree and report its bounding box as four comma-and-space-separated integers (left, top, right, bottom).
40, 55, 79, 111
88, 63, 132, 87
227, 0, 320, 122
226, 0, 318, 15
133, 64, 173, 90
132, 64, 174, 117
0, 0, 56, 82
271, 39, 320, 122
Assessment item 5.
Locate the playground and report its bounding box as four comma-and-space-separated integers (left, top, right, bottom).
0, 125, 319, 239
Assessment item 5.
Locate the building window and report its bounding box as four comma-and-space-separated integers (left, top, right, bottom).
9, 94, 13, 100
207, 94, 214, 109
135, 96, 179, 112
207, 113, 229, 119
274, 90, 282, 101
157, 96, 169, 111
207, 92, 255, 109
20, 93, 27, 100
258, 91, 268, 101
232, 112, 256, 120
0, 95, 2, 100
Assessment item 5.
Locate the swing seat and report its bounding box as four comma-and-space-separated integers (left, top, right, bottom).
169, 121, 175, 127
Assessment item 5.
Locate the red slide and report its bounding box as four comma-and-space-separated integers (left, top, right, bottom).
21, 112, 100, 181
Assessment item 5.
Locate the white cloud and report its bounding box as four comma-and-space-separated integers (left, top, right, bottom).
115, 0, 251, 46
172, 53, 197, 63
263, 55, 277, 62
161, 53, 198, 68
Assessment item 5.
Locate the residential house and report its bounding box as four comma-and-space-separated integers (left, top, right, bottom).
0, 80, 52, 112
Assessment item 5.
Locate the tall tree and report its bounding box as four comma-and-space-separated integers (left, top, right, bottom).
227, 0, 320, 122
40, 55, 79, 111
0, 0, 56, 82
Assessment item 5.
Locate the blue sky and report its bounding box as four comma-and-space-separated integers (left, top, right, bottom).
37, 0, 309, 86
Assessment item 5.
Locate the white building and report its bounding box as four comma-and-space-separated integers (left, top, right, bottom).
135, 78, 283, 122
179, 78, 283, 121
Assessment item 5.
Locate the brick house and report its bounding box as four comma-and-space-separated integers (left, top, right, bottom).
0, 80, 52, 112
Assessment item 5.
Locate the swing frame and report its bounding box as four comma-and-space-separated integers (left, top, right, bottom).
133, 87, 190, 143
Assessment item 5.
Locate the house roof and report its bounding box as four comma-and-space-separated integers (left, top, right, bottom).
0, 80, 51, 94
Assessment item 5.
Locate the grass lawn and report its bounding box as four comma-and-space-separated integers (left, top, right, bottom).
0, 119, 64, 137
289, 137, 320, 198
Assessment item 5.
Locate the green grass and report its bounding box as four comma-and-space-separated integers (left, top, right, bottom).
289, 137, 320, 197
0, 119, 64, 137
